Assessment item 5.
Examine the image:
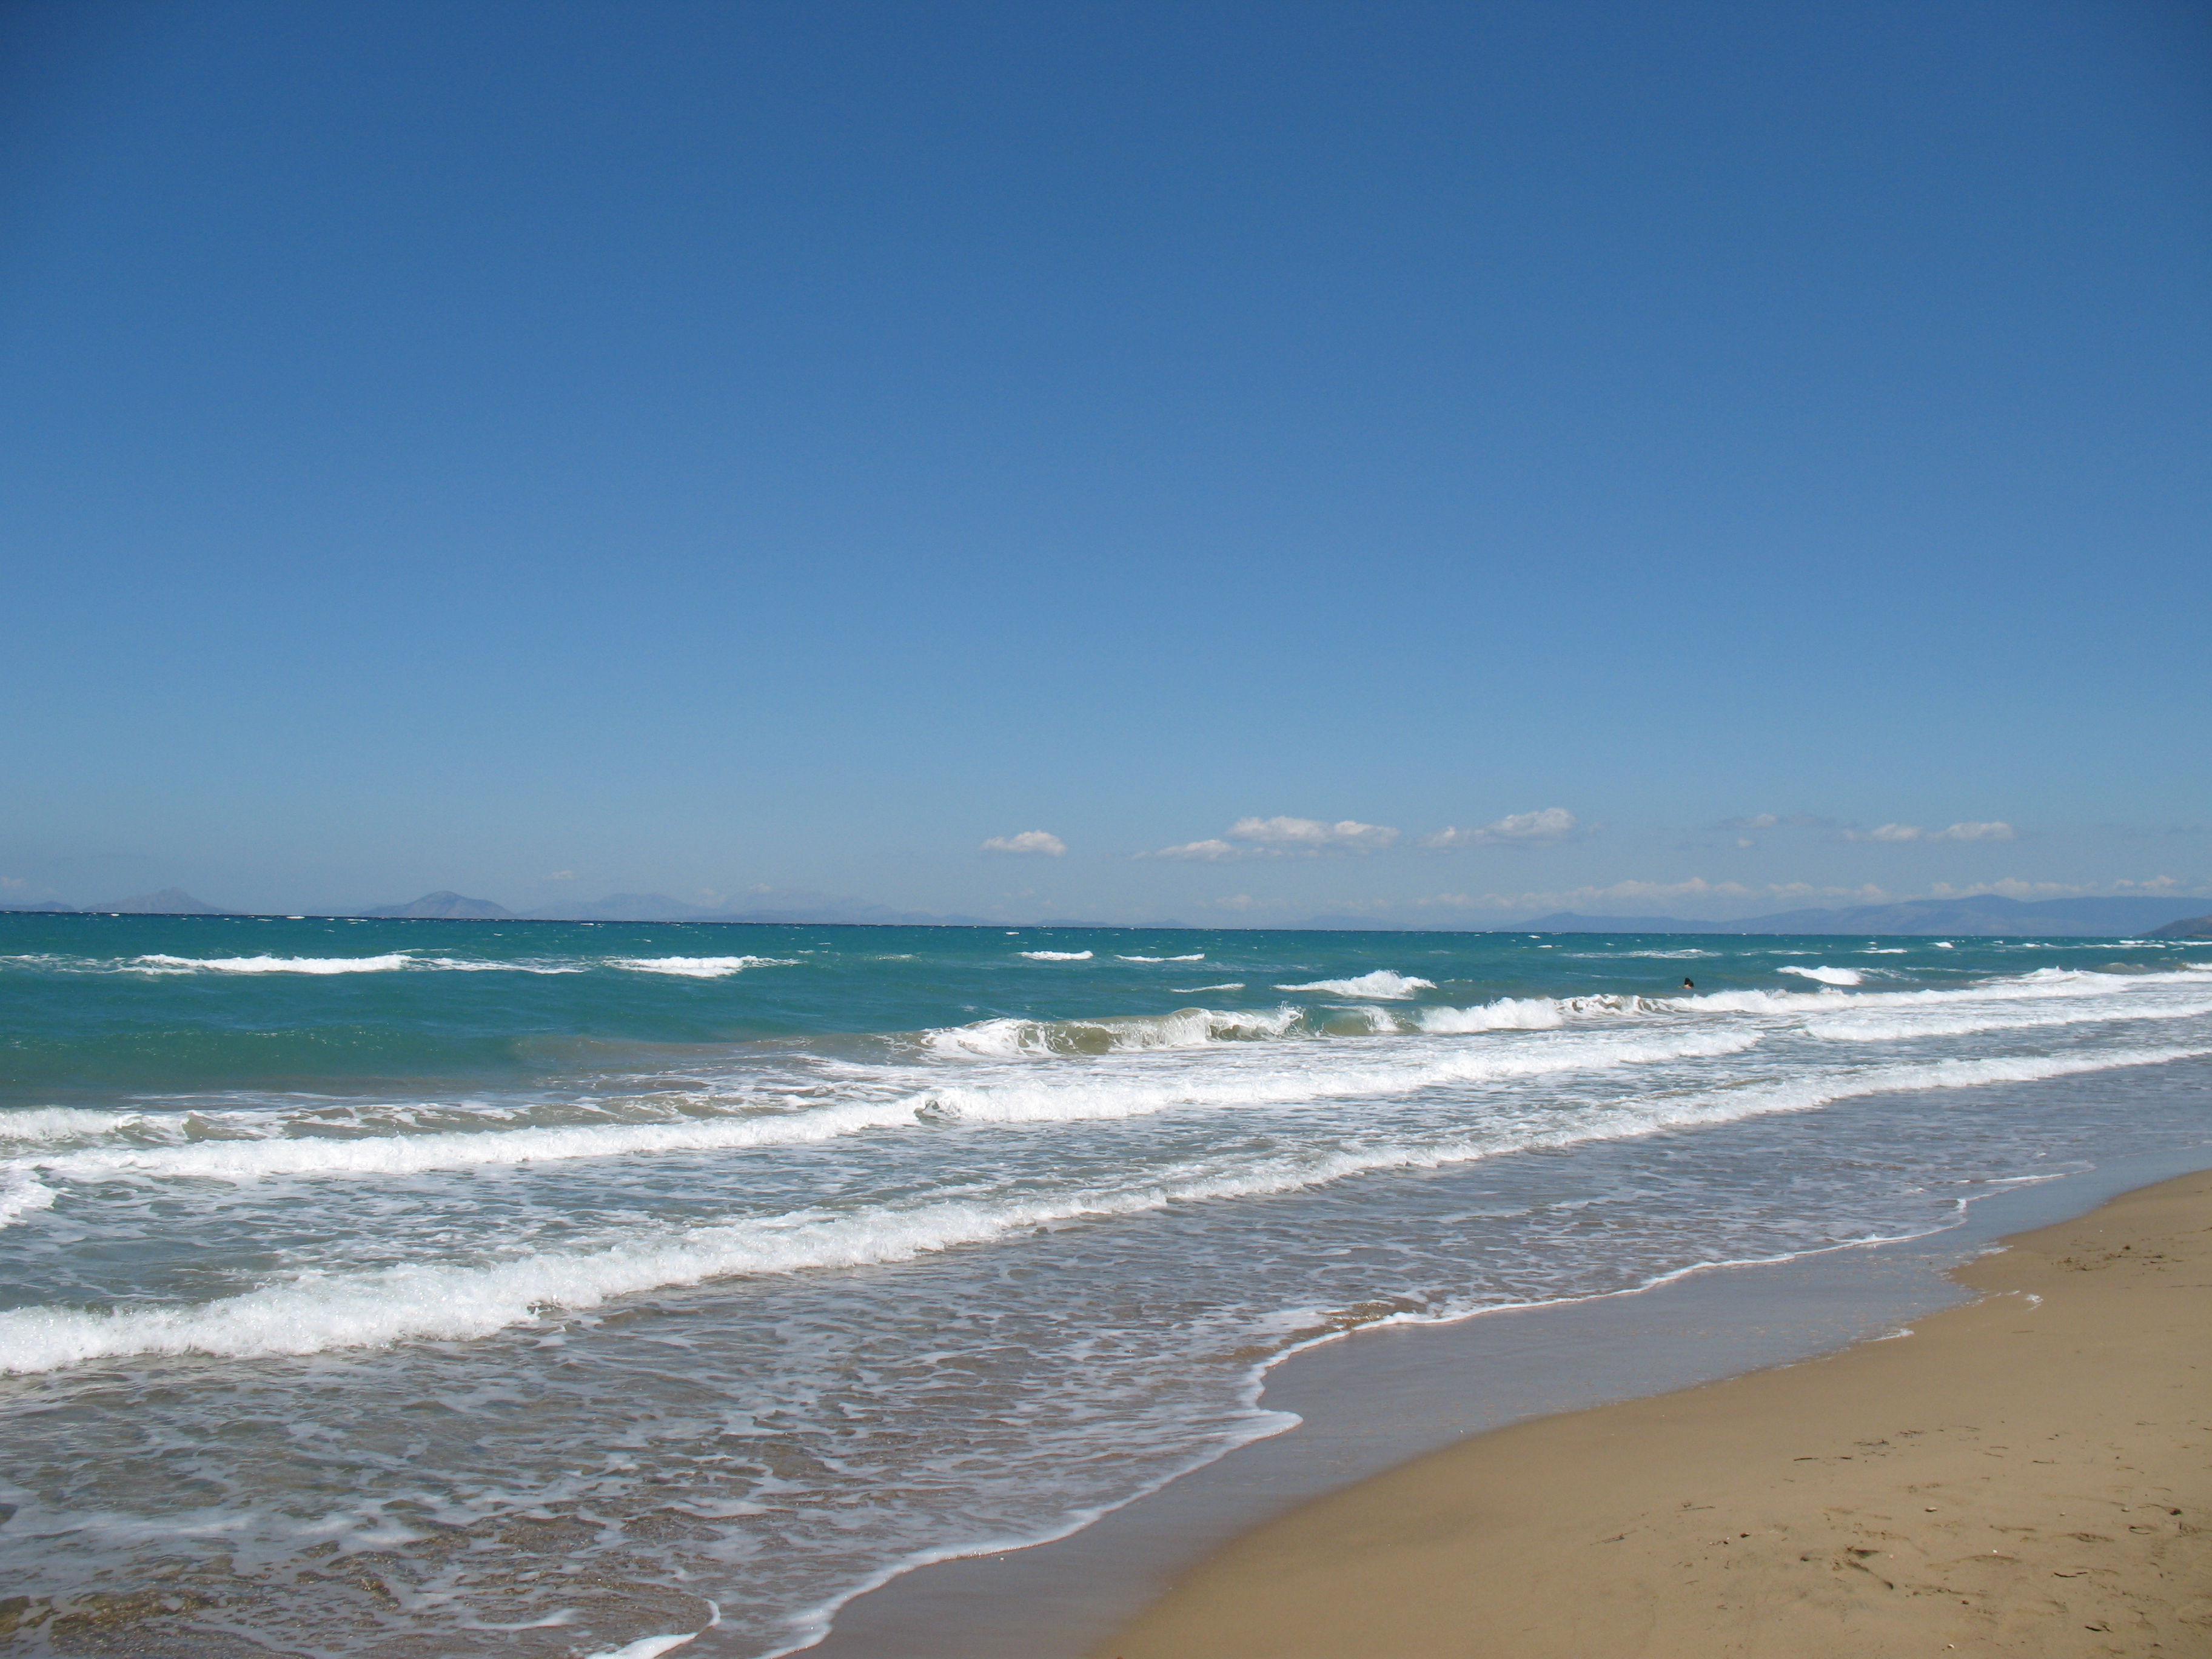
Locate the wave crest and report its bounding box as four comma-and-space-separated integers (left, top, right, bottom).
1275, 970, 1436, 999
615, 957, 794, 978
922, 1007, 1307, 1057
131, 953, 417, 975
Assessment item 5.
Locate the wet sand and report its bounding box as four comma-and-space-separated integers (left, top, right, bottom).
1098, 1170, 2212, 1658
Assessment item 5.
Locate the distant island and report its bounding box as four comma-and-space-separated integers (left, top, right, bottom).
2151, 913, 2212, 939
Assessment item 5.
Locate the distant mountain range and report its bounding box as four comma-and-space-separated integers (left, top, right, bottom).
1511, 894, 2211, 937
4, 888, 2208, 937
0, 888, 235, 915
359, 890, 997, 926
361, 891, 516, 919
83, 888, 229, 915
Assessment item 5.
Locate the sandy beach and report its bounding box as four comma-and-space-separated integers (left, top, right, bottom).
1099, 1168, 2212, 1659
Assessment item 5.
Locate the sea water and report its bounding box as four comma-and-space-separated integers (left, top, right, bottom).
0, 915, 2207, 1656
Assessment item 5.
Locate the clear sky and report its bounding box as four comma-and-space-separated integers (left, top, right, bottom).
5, 0, 2208, 922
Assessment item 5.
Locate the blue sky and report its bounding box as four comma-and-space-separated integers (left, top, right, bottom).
4, 0, 2208, 922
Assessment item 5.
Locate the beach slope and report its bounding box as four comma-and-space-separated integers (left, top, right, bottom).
1099, 1170, 2212, 1658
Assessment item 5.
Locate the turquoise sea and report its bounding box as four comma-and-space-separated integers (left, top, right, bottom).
2, 914, 2209, 1655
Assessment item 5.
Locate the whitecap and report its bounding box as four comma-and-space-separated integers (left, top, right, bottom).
0, 1170, 55, 1227
1417, 997, 1567, 1034
1777, 965, 1862, 987
129, 953, 417, 975
0, 1107, 139, 1144
1114, 954, 1205, 963
920, 1006, 1305, 1057
422, 958, 588, 974
1274, 970, 1436, 999
1019, 951, 1094, 961
614, 957, 794, 978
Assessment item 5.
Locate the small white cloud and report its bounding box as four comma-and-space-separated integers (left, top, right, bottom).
1147, 838, 1245, 861
545, 870, 578, 881
1144, 817, 1399, 860
982, 830, 1067, 857
1849, 821, 2016, 843
1228, 816, 1400, 851
1422, 808, 1578, 849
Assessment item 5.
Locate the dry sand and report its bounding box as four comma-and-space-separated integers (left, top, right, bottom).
1098, 1169, 2212, 1659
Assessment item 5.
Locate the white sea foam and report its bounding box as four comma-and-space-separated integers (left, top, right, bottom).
615, 957, 794, 978
1778, 965, 1863, 986
1171, 983, 1245, 993
130, 953, 418, 975
1806, 999, 2212, 1044
13, 1101, 925, 1188
1416, 997, 1568, 1033
910, 1028, 1759, 1124
422, 957, 587, 974
1020, 951, 1094, 961
920, 1007, 1305, 1058
0, 1107, 139, 1144
12, 1037, 2197, 1375
0, 1170, 55, 1227
1692, 965, 2207, 1017
1275, 970, 1436, 999
587, 1621, 716, 1659
1116, 954, 1205, 962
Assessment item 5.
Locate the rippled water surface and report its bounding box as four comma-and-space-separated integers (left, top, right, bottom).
2, 915, 2208, 1655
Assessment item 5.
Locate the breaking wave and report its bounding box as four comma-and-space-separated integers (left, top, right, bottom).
10, 1037, 2198, 1376
1275, 970, 1436, 999
909, 1028, 1758, 1124
0, 1107, 141, 1144
922, 1006, 1307, 1057
131, 953, 419, 975
615, 957, 794, 978
1416, 996, 1568, 1033
1808, 999, 2212, 1043
12, 1105, 919, 1187
0, 1170, 55, 1227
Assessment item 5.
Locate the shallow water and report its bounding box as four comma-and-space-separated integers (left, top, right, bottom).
1, 916, 2208, 1655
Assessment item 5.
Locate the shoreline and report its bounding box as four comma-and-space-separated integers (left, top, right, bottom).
797, 1145, 2212, 1658
1100, 1166, 2212, 1658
